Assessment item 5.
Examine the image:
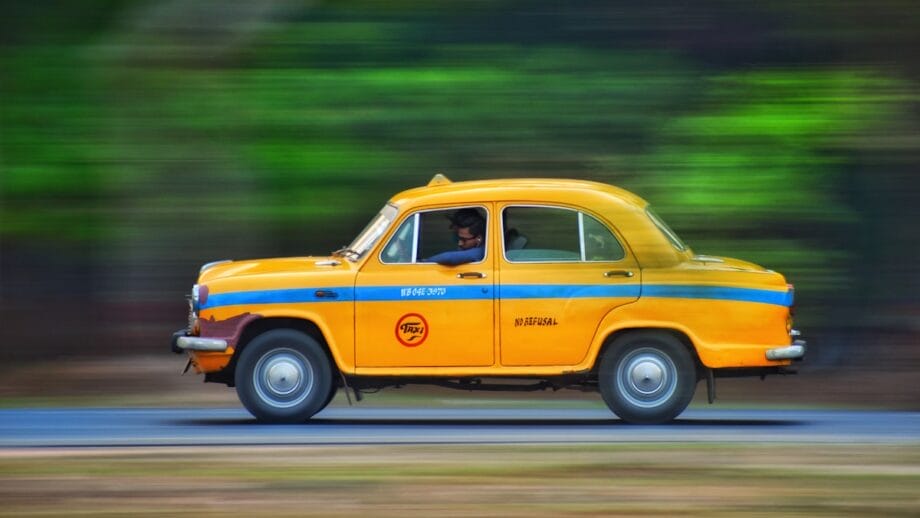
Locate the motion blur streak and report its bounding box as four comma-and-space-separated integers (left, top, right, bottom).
0, 1, 917, 408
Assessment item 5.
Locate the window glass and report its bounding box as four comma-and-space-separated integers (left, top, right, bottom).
503, 206, 625, 262
380, 214, 416, 263
381, 206, 487, 264
503, 207, 580, 262
344, 203, 398, 260
582, 213, 625, 261
646, 207, 687, 251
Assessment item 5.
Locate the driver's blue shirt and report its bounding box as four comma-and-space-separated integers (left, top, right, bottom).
425, 246, 484, 266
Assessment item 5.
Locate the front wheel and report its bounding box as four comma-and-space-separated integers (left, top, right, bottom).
235, 329, 334, 423
598, 332, 697, 424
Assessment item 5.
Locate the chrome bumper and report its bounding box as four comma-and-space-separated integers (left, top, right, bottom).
766, 339, 807, 361
171, 330, 228, 353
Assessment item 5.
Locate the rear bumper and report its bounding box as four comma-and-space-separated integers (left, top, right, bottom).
171, 329, 229, 354
766, 339, 807, 361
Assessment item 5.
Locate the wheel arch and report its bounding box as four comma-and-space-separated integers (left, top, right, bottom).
224, 317, 342, 384
593, 326, 703, 376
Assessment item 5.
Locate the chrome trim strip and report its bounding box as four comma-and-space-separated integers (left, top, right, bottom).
176, 336, 229, 352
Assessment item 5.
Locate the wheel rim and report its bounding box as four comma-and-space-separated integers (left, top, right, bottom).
615, 347, 678, 409
252, 348, 314, 409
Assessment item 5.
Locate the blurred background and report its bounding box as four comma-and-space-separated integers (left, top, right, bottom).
1, 0, 917, 406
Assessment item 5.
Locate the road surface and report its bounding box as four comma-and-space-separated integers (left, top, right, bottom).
1, 407, 918, 447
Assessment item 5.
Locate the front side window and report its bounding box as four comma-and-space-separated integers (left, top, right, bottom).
502, 206, 625, 262
380, 206, 488, 265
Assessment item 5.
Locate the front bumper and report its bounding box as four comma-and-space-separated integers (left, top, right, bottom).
171, 329, 229, 354
766, 339, 807, 361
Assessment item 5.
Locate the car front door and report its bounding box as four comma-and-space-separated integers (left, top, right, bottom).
354, 205, 495, 368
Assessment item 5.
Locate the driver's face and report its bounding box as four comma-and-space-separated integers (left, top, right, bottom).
456, 227, 480, 249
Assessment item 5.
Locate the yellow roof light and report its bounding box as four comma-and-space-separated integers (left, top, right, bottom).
427, 173, 452, 187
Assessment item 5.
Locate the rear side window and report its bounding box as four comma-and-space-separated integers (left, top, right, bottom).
502, 206, 624, 262
582, 212, 625, 261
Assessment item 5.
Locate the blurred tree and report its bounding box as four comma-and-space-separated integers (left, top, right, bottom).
1, 0, 918, 360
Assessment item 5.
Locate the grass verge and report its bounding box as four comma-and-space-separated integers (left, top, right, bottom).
1, 444, 919, 516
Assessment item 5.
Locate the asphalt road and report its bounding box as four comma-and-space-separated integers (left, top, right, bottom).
2, 407, 919, 447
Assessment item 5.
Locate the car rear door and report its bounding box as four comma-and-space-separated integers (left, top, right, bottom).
497, 204, 640, 366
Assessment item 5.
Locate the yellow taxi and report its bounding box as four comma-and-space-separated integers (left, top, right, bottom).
171, 175, 805, 424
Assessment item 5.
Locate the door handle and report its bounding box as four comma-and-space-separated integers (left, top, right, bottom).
314, 289, 339, 298
604, 270, 634, 278
457, 272, 487, 279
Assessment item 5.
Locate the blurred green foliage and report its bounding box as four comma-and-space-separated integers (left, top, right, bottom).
1, 0, 918, 345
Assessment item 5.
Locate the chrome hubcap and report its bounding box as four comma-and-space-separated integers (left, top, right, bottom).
616, 348, 677, 409
253, 348, 314, 409
629, 360, 665, 394
266, 360, 301, 395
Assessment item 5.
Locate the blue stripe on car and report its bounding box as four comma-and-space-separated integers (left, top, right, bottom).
499, 284, 641, 299
642, 284, 793, 307
204, 287, 356, 309
202, 283, 792, 309
357, 285, 491, 301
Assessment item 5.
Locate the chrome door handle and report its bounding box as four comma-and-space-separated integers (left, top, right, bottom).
457, 272, 486, 279
604, 270, 634, 278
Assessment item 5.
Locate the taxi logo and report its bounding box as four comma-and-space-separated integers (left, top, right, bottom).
395, 313, 428, 347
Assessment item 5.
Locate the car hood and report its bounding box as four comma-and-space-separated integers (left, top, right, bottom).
198, 256, 350, 282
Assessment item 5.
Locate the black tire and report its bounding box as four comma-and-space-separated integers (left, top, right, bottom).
321, 385, 339, 411
234, 329, 334, 423
598, 332, 697, 424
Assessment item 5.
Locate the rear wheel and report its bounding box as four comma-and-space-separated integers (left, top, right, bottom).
598, 332, 696, 424
235, 329, 334, 423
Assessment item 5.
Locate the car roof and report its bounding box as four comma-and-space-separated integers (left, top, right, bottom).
389, 176, 649, 210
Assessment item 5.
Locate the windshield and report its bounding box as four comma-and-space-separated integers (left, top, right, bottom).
646, 207, 688, 252
341, 203, 399, 260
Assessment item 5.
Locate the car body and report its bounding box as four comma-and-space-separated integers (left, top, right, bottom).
171, 175, 805, 423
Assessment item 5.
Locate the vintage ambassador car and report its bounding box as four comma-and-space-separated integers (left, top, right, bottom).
171, 175, 805, 424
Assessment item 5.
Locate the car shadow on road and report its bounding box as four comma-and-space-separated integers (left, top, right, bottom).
172, 417, 803, 427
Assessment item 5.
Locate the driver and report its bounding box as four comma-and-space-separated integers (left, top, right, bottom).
425, 209, 485, 266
